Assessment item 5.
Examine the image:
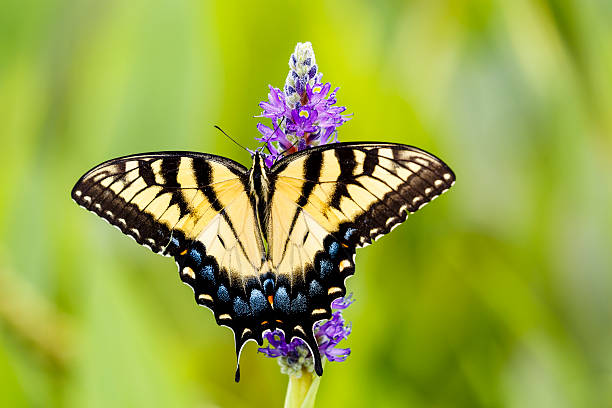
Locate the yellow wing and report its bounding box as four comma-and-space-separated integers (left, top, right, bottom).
71, 152, 267, 332
268, 142, 455, 322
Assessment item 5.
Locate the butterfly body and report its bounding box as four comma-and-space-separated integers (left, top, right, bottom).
72, 142, 455, 381
247, 152, 273, 243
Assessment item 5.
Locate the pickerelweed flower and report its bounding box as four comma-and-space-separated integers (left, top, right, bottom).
256, 41, 351, 167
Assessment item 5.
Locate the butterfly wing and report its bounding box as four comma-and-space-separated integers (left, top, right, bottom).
72, 152, 269, 379
268, 142, 455, 372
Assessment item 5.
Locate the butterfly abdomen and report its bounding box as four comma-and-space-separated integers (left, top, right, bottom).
248, 152, 274, 244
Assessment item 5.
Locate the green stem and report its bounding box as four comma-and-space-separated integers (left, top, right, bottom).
283, 368, 322, 408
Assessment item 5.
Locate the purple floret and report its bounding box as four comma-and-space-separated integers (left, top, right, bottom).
258, 86, 287, 119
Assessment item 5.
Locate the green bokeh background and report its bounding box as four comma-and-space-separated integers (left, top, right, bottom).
1, 1, 611, 407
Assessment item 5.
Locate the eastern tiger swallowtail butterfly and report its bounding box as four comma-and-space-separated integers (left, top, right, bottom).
71, 142, 455, 381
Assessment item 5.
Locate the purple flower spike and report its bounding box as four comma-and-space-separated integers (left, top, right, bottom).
255, 42, 351, 167
254, 43, 354, 376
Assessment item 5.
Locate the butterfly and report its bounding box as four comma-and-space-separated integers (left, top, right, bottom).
71, 142, 455, 381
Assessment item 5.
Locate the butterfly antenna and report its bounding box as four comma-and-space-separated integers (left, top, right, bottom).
285, 138, 300, 153
272, 137, 300, 165
214, 126, 248, 152
258, 117, 286, 153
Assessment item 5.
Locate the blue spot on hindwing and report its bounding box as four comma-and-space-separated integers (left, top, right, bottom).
309, 280, 324, 297
199, 264, 215, 284
274, 287, 290, 313
327, 241, 340, 259
249, 289, 267, 315
189, 248, 202, 265
233, 297, 250, 317
291, 293, 307, 314
217, 286, 230, 303
318, 258, 333, 280
263, 278, 275, 295
344, 227, 357, 241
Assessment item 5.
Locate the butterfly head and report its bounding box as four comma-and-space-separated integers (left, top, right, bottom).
249, 151, 271, 197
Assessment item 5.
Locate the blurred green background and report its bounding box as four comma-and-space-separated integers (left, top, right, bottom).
1, 0, 611, 407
